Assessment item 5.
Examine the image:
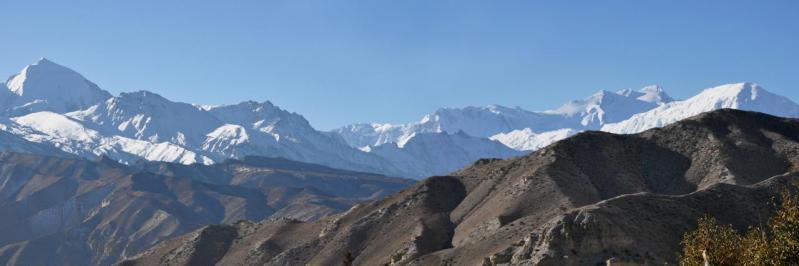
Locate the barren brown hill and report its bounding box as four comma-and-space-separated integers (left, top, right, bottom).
122, 109, 799, 265
0, 154, 412, 266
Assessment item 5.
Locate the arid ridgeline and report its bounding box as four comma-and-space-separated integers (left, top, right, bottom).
123, 109, 799, 265
0, 154, 412, 266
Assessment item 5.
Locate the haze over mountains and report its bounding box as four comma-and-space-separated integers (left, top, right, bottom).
1, 59, 799, 179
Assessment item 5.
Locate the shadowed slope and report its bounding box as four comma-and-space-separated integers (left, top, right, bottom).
0, 153, 412, 266
123, 109, 799, 265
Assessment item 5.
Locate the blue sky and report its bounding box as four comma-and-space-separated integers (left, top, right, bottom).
1, 1, 797, 129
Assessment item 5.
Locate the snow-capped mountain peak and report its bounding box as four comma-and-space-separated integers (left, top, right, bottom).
3, 58, 112, 114
601, 82, 799, 134
333, 85, 676, 151
67, 90, 222, 145
695, 82, 766, 104
617, 85, 673, 104
207, 100, 313, 138
547, 89, 613, 116
6, 58, 54, 95
114, 90, 180, 109
543, 86, 673, 128
0, 58, 500, 179
548, 86, 672, 116
425, 105, 541, 136
2, 59, 798, 180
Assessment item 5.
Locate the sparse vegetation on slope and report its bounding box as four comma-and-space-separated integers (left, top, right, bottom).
679, 189, 799, 266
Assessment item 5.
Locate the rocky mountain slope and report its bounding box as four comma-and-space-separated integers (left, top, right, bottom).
0, 152, 412, 266
125, 109, 799, 265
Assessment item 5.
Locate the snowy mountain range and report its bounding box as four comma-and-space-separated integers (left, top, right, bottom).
0, 59, 406, 176
1, 58, 798, 179
601, 82, 799, 133
334, 82, 799, 153
333, 84, 675, 150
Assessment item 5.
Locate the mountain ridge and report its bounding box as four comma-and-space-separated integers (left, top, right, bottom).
332, 85, 676, 151
1, 59, 798, 180
123, 109, 799, 265
0, 151, 413, 266
335, 82, 799, 154
602, 82, 799, 134
0, 60, 414, 177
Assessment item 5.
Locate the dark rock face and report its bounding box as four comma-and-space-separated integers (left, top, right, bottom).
124, 109, 799, 265
0, 153, 413, 266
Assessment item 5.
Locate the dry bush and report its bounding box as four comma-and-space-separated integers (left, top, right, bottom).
679, 216, 743, 266
679, 190, 799, 266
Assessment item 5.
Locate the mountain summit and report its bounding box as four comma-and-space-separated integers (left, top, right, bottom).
617, 85, 673, 103
602, 82, 799, 134
332, 85, 676, 151
3, 58, 112, 114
